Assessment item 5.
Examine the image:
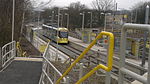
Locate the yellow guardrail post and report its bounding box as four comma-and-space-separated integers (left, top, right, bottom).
16, 42, 27, 57
56, 31, 114, 84
16, 42, 21, 56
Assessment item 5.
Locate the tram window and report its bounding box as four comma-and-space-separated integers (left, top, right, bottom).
92, 29, 98, 33
59, 31, 68, 38
54, 30, 57, 36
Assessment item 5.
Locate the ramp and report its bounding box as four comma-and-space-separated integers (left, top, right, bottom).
0, 59, 42, 84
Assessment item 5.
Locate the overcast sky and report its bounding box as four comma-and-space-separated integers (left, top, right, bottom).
41, 0, 149, 10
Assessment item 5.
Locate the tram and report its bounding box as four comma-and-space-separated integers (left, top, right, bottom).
42, 24, 69, 44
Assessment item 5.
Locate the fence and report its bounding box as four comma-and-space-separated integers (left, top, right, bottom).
118, 23, 150, 84
0, 41, 16, 70
69, 31, 82, 40
39, 42, 69, 84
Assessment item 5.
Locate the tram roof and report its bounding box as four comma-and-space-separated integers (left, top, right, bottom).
42, 24, 68, 31
32, 27, 42, 30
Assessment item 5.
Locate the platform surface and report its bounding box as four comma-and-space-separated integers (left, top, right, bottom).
0, 60, 42, 84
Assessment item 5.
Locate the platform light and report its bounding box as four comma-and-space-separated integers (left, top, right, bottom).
65, 13, 69, 29
80, 12, 85, 31
101, 12, 111, 31
88, 12, 93, 28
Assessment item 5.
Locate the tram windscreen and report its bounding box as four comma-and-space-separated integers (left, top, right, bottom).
59, 31, 68, 38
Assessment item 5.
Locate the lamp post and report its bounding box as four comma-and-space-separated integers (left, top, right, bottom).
112, 0, 117, 32
101, 13, 106, 31
104, 13, 106, 31
101, 13, 111, 31
80, 12, 85, 31
131, 12, 133, 23
12, 0, 15, 41
37, 11, 40, 27
88, 12, 93, 28
51, 11, 54, 25
57, 8, 60, 28
57, 7, 68, 28
60, 14, 63, 27
145, 5, 149, 24
65, 13, 69, 29
135, 9, 138, 23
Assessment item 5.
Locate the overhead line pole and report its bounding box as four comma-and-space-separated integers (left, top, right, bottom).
51, 11, 54, 25
55, 8, 60, 61
12, 0, 15, 41
67, 14, 69, 29
90, 12, 93, 28
65, 13, 69, 29
58, 8, 60, 28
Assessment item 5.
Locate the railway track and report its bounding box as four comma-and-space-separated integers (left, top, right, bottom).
48, 42, 132, 83
37, 33, 147, 83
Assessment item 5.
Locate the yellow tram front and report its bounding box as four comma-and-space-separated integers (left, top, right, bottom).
57, 28, 69, 44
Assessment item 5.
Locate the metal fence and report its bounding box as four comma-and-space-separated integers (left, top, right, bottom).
0, 41, 16, 70
39, 42, 69, 84
69, 31, 82, 40
118, 23, 150, 84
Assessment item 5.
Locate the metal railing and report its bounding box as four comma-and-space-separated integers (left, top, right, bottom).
39, 42, 69, 84
118, 23, 150, 84
0, 41, 16, 70
69, 31, 82, 40
56, 31, 114, 84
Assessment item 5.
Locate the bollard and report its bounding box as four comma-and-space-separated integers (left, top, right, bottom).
79, 63, 84, 84
54, 71, 57, 83
66, 76, 70, 84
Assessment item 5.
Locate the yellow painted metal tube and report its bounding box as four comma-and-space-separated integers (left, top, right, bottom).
56, 31, 114, 84
75, 64, 107, 84
76, 31, 114, 83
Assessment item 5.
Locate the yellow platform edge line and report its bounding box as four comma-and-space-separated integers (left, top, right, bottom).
14, 57, 43, 62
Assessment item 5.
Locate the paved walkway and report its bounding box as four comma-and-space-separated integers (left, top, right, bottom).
0, 59, 42, 84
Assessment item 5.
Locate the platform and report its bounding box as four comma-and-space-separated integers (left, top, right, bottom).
0, 58, 42, 84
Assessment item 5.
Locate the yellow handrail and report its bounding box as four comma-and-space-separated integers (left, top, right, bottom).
76, 64, 109, 84
56, 31, 114, 84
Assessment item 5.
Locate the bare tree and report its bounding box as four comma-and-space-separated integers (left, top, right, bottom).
92, 0, 114, 11
0, 0, 32, 46
91, 0, 114, 26
67, 2, 89, 28
131, 1, 150, 24
32, 0, 53, 9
